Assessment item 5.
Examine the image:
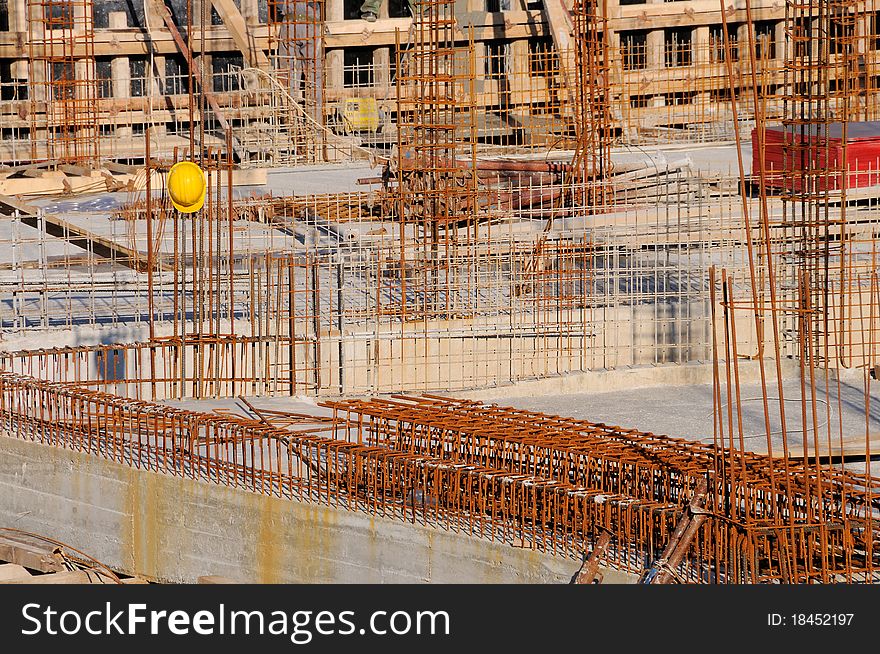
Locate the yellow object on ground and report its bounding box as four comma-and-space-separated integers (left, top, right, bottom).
167, 161, 206, 213
337, 98, 381, 134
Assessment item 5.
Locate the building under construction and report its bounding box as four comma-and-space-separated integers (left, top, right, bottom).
0, 0, 879, 584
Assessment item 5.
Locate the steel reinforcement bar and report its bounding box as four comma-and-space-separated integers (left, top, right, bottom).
320, 394, 880, 583
2, 368, 877, 581
0, 369, 694, 576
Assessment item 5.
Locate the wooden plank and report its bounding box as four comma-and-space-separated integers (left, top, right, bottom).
612, 6, 785, 32
325, 23, 550, 48
324, 16, 412, 35
0, 171, 116, 196
0, 564, 33, 581
0, 161, 52, 176
211, 0, 271, 69
0, 167, 266, 198
3, 569, 113, 584
0, 29, 269, 59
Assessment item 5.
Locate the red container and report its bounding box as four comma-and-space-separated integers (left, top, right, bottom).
753, 121, 880, 192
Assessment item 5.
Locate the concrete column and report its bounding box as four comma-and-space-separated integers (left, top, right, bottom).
196, 54, 213, 93
325, 0, 345, 99
856, 12, 868, 56
774, 20, 786, 61
737, 22, 751, 60
474, 42, 488, 80
326, 0, 345, 21
9, 0, 28, 87
326, 51, 345, 96
151, 56, 166, 97
373, 47, 391, 92
111, 60, 131, 100
647, 30, 665, 107
109, 13, 131, 101
193, 0, 205, 30
72, 0, 88, 33
608, 30, 621, 55
10, 61, 28, 83
241, 0, 259, 24
690, 26, 710, 109
108, 9, 128, 30
647, 29, 664, 69
811, 18, 820, 59
8, 0, 28, 32
145, 0, 166, 36
26, 2, 46, 110
510, 38, 528, 87
692, 25, 709, 65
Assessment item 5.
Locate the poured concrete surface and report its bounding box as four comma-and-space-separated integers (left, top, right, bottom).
0, 435, 636, 584
497, 367, 880, 475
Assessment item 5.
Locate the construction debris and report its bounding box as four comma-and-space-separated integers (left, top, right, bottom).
0, 529, 146, 584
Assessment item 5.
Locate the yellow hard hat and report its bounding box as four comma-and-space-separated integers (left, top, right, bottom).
167, 161, 206, 213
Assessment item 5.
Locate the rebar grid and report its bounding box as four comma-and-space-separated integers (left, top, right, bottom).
26, 0, 101, 166
2, 361, 876, 583
0, 164, 753, 398
703, 0, 880, 586
317, 393, 880, 582
269, 0, 325, 162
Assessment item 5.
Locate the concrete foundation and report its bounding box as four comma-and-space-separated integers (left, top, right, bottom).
0, 435, 637, 584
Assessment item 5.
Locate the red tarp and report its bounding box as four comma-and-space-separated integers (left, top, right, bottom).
753, 122, 880, 192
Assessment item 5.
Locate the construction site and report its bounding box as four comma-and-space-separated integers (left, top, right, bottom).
0, 0, 878, 585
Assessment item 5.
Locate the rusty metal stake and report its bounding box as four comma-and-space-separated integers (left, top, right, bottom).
573, 530, 611, 584
641, 478, 710, 584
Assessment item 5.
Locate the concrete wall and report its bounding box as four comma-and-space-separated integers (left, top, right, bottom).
0, 435, 636, 583
0, 297, 757, 401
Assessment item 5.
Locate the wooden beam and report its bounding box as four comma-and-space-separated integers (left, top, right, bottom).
542, 0, 575, 118
105, 162, 142, 175
211, 0, 271, 69
59, 163, 92, 177
751, 433, 880, 460
0, 167, 266, 199
0, 161, 52, 175
198, 575, 239, 583
0, 194, 38, 216
0, 534, 65, 573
